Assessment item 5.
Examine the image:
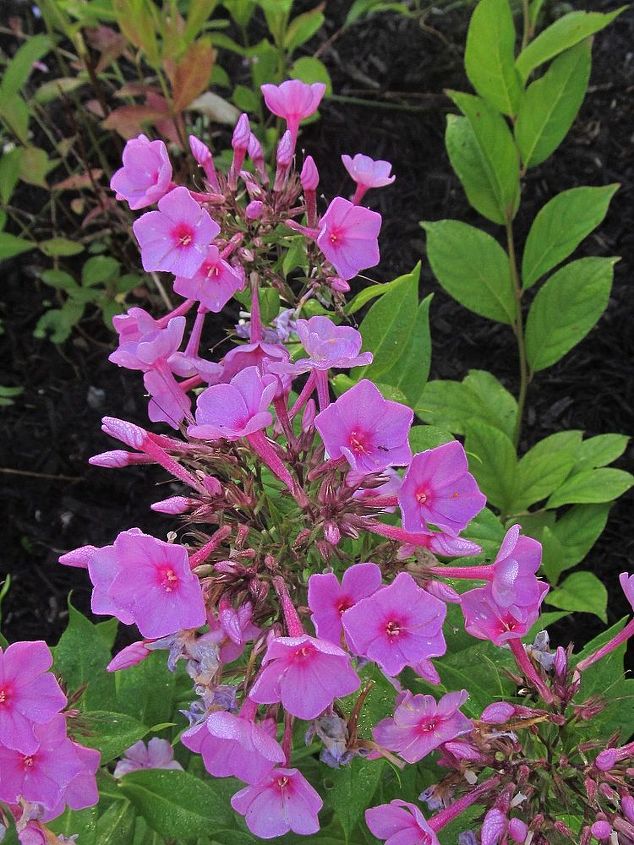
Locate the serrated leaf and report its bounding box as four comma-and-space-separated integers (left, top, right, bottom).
546, 467, 633, 508
546, 571, 607, 621
446, 92, 520, 223
465, 420, 517, 513
423, 220, 515, 323
515, 40, 592, 168
515, 8, 624, 81
525, 256, 616, 372
521, 184, 618, 288
465, 0, 522, 116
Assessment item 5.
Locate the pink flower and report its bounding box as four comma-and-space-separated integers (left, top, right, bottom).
173, 246, 244, 312
490, 525, 545, 611
308, 562, 383, 644
249, 634, 359, 720
112, 306, 161, 344
182, 711, 284, 784
110, 134, 172, 210
508, 818, 529, 843
620, 572, 634, 611
231, 767, 323, 838
366, 800, 440, 845
261, 80, 326, 139
315, 380, 413, 474
342, 153, 395, 204
342, 572, 447, 676
109, 315, 186, 371
0, 716, 83, 811
208, 601, 261, 663
133, 187, 219, 278
373, 689, 472, 763
0, 641, 66, 755
40, 741, 100, 820
317, 197, 381, 280
460, 583, 547, 646
278, 316, 372, 376
107, 641, 150, 672
189, 366, 277, 441
398, 442, 486, 535
113, 738, 183, 778
220, 341, 290, 388
481, 808, 509, 845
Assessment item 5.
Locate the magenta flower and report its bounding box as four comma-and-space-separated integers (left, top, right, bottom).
133, 187, 220, 278
317, 197, 381, 280
108, 530, 206, 639
112, 306, 161, 344
249, 634, 359, 720
0, 715, 83, 811
182, 711, 284, 784
620, 572, 634, 610
41, 741, 100, 820
398, 442, 486, 535
481, 808, 510, 845
189, 366, 277, 441
220, 340, 290, 387
283, 316, 373, 374
208, 601, 261, 663
261, 80, 326, 140
366, 800, 440, 845
308, 562, 382, 644
231, 767, 323, 838
315, 380, 413, 474
113, 738, 183, 778
460, 583, 547, 646
173, 246, 244, 312
110, 134, 172, 210
0, 641, 67, 755
342, 153, 395, 204
373, 689, 472, 763
342, 572, 447, 676
109, 315, 186, 371
490, 525, 544, 611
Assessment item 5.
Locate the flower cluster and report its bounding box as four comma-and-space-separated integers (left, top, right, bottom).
0, 641, 99, 844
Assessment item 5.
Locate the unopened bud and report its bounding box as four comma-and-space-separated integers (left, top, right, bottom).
232, 114, 251, 151
248, 133, 264, 164
509, 818, 528, 843
202, 475, 223, 496
151, 496, 194, 514
596, 749, 618, 771
59, 545, 97, 569
276, 129, 294, 167
481, 701, 515, 724
328, 276, 351, 293
554, 645, 567, 677
324, 522, 341, 546
300, 155, 319, 191
107, 641, 150, 672
302, 399, 316, 431
621, 795, 634, 823
245, 200, 264, 220
89, 449, 152, 468
102, 416, 146, 449
591, 820, 613, 841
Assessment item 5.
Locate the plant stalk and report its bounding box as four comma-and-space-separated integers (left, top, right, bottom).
506, 220, 529, 448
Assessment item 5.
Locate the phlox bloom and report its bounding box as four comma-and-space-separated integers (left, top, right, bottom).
133, 187, 220, 278
182, 711, 284, 784
249, 634, 360, 720
365, 799, 440, 845
460, 583, 547, 646
490, 524, 545, 610
342, 572, 447, 676
620, 571, 634, 611
398, 441, 486, 535
110, 134, 172, 210
373, 689, 472, 763
173, 245, 245, 312
287, 316, 372, 373
41, 741, 100, 820
189, 366, 277, 441
0, 641, 66, 755
315, 379, 413, 474
231, 767, 323, 839
261, 80, 326, 138
109, 315, 186, 371
342, 153, 395, 189
113, 738, 183, 778
317, 197, 381, 280
308, 562, 383, 644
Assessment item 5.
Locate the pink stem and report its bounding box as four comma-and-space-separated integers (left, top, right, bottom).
315, 370, 330, 411
307, 455, 347, 481
141, 436, 204, 493
351, 184, 368, 205
246, 431, 309, 508
187, 190, 224, 204
157, 298, 195, 327
361, 495, 399, 508
510, 639, 555, 704
363, 519, 433, 546
282, 712, 294, 765
249, 273, 263, 343
239, 697, 258, 721
576, 618, 634, 672
288, 372, 316, 420
274, 395, 298, 450
184, 306, 208, 358
188, 525, 232, 569
427, 564, 494, 580
304, 189, 317, 228
428, 776, 501, 832
272, 576, 304, 637
178, 375, 203, 392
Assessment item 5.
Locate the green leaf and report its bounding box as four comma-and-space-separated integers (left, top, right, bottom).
377, 293, 433, 407
114, 651, 178, 729
49, 806, 98, 845
446, 92, 520, 223
18, 145, 55, 188
358, 264, 419, 379
95, 800, 137, 845
521, 184, 618, 288
422, 220, 515, 323
546, 467, 633, 508
41, 269, 78, 291
289, 56, 332, 95
515, 8, 624, 81
575, 433, 629, 470
39, 237, 85, 257
546, 571, 607, 621
515, 40, 591, 168
432, 640, 515, 715
327, 758, 384, 842
511, 431, 580, 511
33, 301, 85, 343
0, 148, 23, 203
464, 0, 522, 117
541, 503, 610, 583
77, 711, 148, 764
416, 370, 517, 441
0, 34, 52, 100
284, 7, 325, 52
409, 425, 454, 452
463, 506, 507, 559
0, 232, 36, 259
82, 255, 120, 286
345, 276, 416, 316
34, 76, 85, 104
525, 256, 616, 372
119, 769, 234, 838
232, 84, 260, 113
464, 420, 517, 512
53, 602, 117, 710
0, 805, 20, 845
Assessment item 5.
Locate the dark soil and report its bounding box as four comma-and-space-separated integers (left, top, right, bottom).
1, 1, 633, 661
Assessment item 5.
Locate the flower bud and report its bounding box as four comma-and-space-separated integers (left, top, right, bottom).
89, 449, 153, 468
596, 749, 618, 771
276, 129, 294, 167
232, 114, 251, 151
245, 200, 264, 220
591, 820, 612, 841
324, 521, 341, 545
554, 645, 567, 677
107, 641, 150, 672
302, 399, 316, 431
102, 416, 146, 449
509, 818, 528, 843
248, 133, 264, 165
300, 155, 319, 191
621, 795, 634, 823
328, 275, 351, 293
481, 701, 516, 724
59, 544, 97, 569
203, 475, 223, 496
151, 496, 194, 514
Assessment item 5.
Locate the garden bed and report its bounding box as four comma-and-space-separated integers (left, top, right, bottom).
1, 0, 632, 657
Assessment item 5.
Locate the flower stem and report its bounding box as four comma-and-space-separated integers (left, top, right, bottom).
246, 431, 309, 508
505, 220, 529, 448
272, 576, 304, 637
427, 564, 493, 580
576, 618, 634, 673
429, 775, 501, 832
510, 639, 554, 704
